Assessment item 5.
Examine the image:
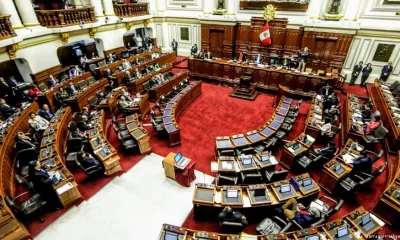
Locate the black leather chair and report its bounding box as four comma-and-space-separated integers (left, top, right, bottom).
297, 156, 313, 171
121, 139, 138, 152
151, 109, 163, 124
240, 171, 263, 184
66, 138, 85, 166
235, 147, 254, 156
275, 130, 286, 140
365, 149, 384, 163
265, 169, 289, 182
112, 115, 127, 131
75, 159, 103, 185
87, 76, 96, 86
320, 123, 341, 144
151, 119, 165, 137
363, 125, 389, 145
286, 111, 298, 119
220, 220, 245, 233
384, 80, 399, 90
117, 129, 132, 141
254, 143, 266, 154
5, 193, 47, 224
289, 99, 302, 112
217, 149, 236, 157
216, 173, 238, 185
280, 122, 292, 132
340, 164, 387, 193
16, 148, 38, 176
309, 147, 339, 166
15, 174, 34, 192
284, 116, 295, 124
257, 216, 292, 234
87, 96, 99, 110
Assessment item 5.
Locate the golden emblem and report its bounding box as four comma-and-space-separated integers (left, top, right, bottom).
263, 4, 277, 22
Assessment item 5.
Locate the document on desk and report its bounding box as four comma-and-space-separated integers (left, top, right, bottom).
342, 153, 354, 164
313, 113, 322, 120
214, 191, 222, 204
221, 161, 233, 170
243, 196, 251, 208
210, 162, 218, 172
288, 147, 295, 153
270, 156, 278, 165
56, 182, 73, 195
306, 135, 315, 143
371, 213, 385, 227
353, 112, 362, 118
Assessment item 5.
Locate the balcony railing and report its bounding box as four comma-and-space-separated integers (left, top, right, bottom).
113, 3, 149, 18
35, 7, 96, 28
0, 15, 17, 40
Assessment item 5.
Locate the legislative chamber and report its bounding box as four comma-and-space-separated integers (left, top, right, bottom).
0, 0, 399, 239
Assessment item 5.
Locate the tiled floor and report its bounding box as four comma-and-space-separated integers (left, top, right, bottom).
35, 153, 214, 240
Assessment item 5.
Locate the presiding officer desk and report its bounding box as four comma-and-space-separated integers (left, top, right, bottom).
149, 71, 189, 102
159, 205, 382, 240
188, 58, 338, 98
192, 173, 320, 220
162, 79, 202, 146
370, 79, 400, 154
65, 78, 108, 112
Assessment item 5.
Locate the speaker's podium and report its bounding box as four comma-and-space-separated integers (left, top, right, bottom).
230, 71, 258, 101
162, 152, 196, 187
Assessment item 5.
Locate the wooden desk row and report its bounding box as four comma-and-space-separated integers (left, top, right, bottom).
304, 96, 323, 140
0, 103, 39, 240
65, 78, 108, 112
188, 58, 337, 98
159, 206, 382, 240
97, 87, 126, 117
98, 47, 162, 78
319, 139, 363, 194
215, 154, 278, 175
31, 64, 70, 87
87, 110, 122, 176
125, 114, 152, 154
37, 72, 92, 110
39, 107, 82, 207
148, 71, 188, 102
341, 94, 365, 147
280, 133, 315, 170
126, 64, 174, 93
370, 79, 400, 155
162, 79, 202, 147
215, 97, 293, 153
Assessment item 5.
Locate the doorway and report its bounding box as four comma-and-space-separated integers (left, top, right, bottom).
210, 30, 224, 58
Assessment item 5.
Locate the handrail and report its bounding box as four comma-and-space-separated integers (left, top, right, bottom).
35, 7, 96, 28
113, 3, 149, 18
0, 15, 17, 40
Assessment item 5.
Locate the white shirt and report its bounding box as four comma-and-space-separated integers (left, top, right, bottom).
28, 116, 49, 131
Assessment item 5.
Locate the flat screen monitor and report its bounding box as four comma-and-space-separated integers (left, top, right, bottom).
337, 226, 349, 238
132, 129, 144, 139
292, 142, 300, 150
280, 184, 291, 193
306, 235, 320, 240
303, 177, 312, 187
334, 163, 341, 172
227, 189, 238, 198
362, 213, 371, 226
174, 152, 183, 163
275, 115, 284, 122
261, 154, 269, 162
269, 121, 279, 129
164, 231, 178, 240
242, 156, 252, 165
254, 188, 265, 197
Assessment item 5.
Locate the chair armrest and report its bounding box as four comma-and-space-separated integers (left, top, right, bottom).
291, 219, 303, 230
13, 191, 30, 200
319, 196, 338, 205
272, 216, 287, 226
311, 217, 326, 227
20, 201, 37, 212
280, 222, 293, 233
341, 180, 353, 187
333, 199, 344, 212
358, 172, 373, 178
353, 175, 365, 182
84, 165, 99, 172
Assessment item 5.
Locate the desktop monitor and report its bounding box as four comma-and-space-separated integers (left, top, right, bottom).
254, 188, 265, 197
275, 115, 284, 122
362, 213, 371, 226
396, 190, 400, 200
334, 163, 342, 172
261, 154, 269, 162
242, 156, 252, 165
306, 236, 320, 240
280, 184, 291, 193
227, 189, 238, 198
303, 177, 312, 187
270, 121, 279, 129
164, 231, 178, 240
292, 142, 300, 150
337, 226, 349, 238
174, 152, 183, 163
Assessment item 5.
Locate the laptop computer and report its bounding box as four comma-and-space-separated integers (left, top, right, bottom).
302, 177, 313, 190
292, 142, 300, 151
280, 184, 292, 198
242, 156, 252, 165
174, 152, 189, 166
359, 213, 375, 232
260, 154, 270, 162
334, 163, 345, 175
336, 225, 351, 240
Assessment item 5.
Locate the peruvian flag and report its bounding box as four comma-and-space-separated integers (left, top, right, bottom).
259, 22, 271, 46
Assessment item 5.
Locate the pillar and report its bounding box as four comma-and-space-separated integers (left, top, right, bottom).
226, 0, 237, 15
307, 0, 324, 19
156, 0, 166, 12
203, 0, 214, 14
344, 0, 361, 21
14, 0, 40, 27
103, 0, 115, 16
0, 0, 24, 29
90, 0, 104, 17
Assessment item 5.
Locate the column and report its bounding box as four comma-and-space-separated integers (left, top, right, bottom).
0, 0, 24, 29
90, 0, 104, 17
227, 0, 237, 15
203, 0, 214, 14
307, 0, 324, 19
156, 0, 166, 12
14, 0, 40, 27
103, 0, 115, 16
344, 0, 361, 21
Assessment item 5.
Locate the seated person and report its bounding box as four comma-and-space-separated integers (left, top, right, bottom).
253, 53, 264, 64
205, 51, 213, 60
328, 92, 339, 106
196, 49, 205, 59
76, 114, 92, 132
364, 115, 381, 135
311, 141, 337, 159
323, 105, 339, 121
117, 96, 133, 110
48, 75, 59, 88
0, 98, 16, 117
28, 112, 49, 133
55, 87, 69, 102
15, 132, 37, 151
153, 63, 161, 71
124, 71, 132, 84
120, 89, 133, 102
320, 83, 333, 98
149, 76, 159, 87
313, 118, 332, 136
81, 107, 92, 120
29, 84, 41, 101
69, 65, 83, 78
361, 104, 372, 122
66, 82, 78, 96
218, 207, 248, 226
107, 53, 115, 64
38, 104, 54, 121
104, 68, 113, 78
282, 198, 320, 227
351, 150, 373, 175
237, 51, 246, 62
77, 152, 104, 172
122, 59, 132, 70
69, 124, 88, 142
133, 68, 141, 79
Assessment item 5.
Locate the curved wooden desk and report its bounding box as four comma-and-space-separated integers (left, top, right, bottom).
148, 71, 189, 102
280, 133, 315, 170
98, 87, 126, 117
162, 78, 202, 146
65, 78, 108, 112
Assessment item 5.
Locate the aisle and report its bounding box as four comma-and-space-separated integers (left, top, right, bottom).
35, 153, 214, 240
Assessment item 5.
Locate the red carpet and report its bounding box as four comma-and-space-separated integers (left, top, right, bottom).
342, 82, 369, 98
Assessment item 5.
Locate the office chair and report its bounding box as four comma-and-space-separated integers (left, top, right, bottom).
284, 116, 295, 124
264, 137, 278, 151
150, 109, 163, 124
364, 149, 384, 163
121, 50, 130, 59
289, 100, 302, 112
89, 64, 97, 73
87, 76, 96, 85
87, 96, 99, 110
363, 125, 389, 145
98, 60, 105, 67
112, 115, 127, 131
117, 129, 133, 141
280, 122, 292, 132
320, 123, 341, 144
15, 174, 34, 192
274, 130, 287, 141
38, 83, 48, 91
264, 169, 289, 182
53, 93, 64, 108
151, 118, 165, 137
121, 139, 138, 153
16, 148, 38, 176
254, 143, 266, 155
72, 112, 82, 122
65, 138, 85, 166
220, 218, 245, 233
257, 216, 292, 234
75, 158, 104, 185
216, 173, 238, 186
340, 164, 387, 193
297, 156, 313, 171
240, 170, 263, 184
309, 147, 339, 167
5, 193, 47, 224
286, 110, 298, 118
384, 80, 399, 90
77, 80, 87, 89
217, 149, 236, 157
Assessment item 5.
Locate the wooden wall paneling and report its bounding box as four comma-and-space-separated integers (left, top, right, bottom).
201, 24, 210, 52
235, 24, 251, 57
283, 28, 304, 55
212, 63, 221, 78
310, 78, 322, 93
282, 73, 295, 87
203, 61, 210, 76
193, 59, 201, 74
249, 17, 264, 56
297, 75, 308, 92
222, 25, 236, 59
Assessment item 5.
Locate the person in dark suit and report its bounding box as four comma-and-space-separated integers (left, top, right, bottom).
38, 104, 54, 121
329, 92, 339, 106
66, 82, 78, 96
28, 161, 63, 211
55, 87, 69, 103
48, 75, 59, 88
360, 63, 372, 87
361, 104, 372, 122
15, 132, 37, 151
191, 44, 198, 56
324, 105, 339, 119
6, 76, 18, 88
69, 66, 83, 78
104, 68, 113, 78
253, 53, 264, 64
218, 207, 248, 227
298, 47, 309, 72
206, 51, 213, 60
380, 61, 393, 82
77, 152, 104, 172
320, 83, 333, 97
120, 89, 133, 102
171, 39, 178, 53
312, 141, 337, 159
0, 98, 16, 117
107, 53, 115, 64
81, 107, 92, 120
0, 77, 12, 97
351, 151, 373, 175
349, 61, 363, 85
76, 114, 92, 132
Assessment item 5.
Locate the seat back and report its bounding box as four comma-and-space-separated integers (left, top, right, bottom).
77, 80, 87, 89
5, 196, 21, 212
270, 169, 289, 182
88, 96, 98, 107
87, 76, 95, 85
67, 138, 83, 152
219, 149, 235, 157
98, 60, 105, 67
389, 81, 399, 90
72, 112, 82, 122
67, 121, 77, 131
372, 164, 387, 178
17, 149, 38, 165
38, 83, 48, 91
241, 147, 255, 155
15, 174, 34, 191
89, 64, 97, 72
374, 125, 389, 139
143, 81, 150, 92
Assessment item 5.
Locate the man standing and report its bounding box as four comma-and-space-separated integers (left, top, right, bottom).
172, 39, 178, 53
349, 61, 363, 85
298, 47, 309, 72
380, 61, 393, 82
191, 44, 198, 56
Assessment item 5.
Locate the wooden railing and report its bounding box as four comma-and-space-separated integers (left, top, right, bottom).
113, 3, 149, 18
0, 15, 17, 40
35, 7, 96, 28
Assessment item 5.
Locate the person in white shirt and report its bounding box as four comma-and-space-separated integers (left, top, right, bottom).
122, 59, 132, 70
315, 118, 332, 136
28, 112, 49, 132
